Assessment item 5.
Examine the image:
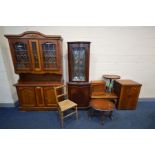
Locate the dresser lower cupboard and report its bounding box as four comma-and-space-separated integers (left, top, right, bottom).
15, 83, 62, 110
5, 31, 63, 110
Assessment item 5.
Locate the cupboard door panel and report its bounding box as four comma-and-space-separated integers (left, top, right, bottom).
43, 87, 57, 107
17, 87, 36, 107
68, 83, 90, 108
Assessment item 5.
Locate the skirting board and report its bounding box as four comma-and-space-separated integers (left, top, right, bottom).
138, 98, 155, 102
0, 98, 155, 107
0, 101, 18, 107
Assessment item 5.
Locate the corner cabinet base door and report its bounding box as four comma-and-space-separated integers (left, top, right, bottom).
68, 82, 90, 108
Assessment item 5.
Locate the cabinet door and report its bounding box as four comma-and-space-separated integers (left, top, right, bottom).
68, 42, 90, 82
39, 40, 60, 71
121, 86, 140, 109
43, 87, 57, 107
68, 83, 90, 108
9, 39, 32, 72
17, 87, 36, 107
29, 40, 42, 71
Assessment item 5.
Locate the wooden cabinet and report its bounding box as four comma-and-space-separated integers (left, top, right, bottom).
67, 42, 91, 108
5, 31, 63, 110
15, 83, 61, 110
113, 80, 142, 110
5, 31, 62, 74
68, 82, 90, 108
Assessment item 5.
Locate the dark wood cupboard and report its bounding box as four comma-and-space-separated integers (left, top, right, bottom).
68, 82, 90, 108
5, 31, 63, 110
67, 42, 91, 108
113, 80, 142, 110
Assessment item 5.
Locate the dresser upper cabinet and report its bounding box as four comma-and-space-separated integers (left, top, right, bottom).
68, 42, 90, 82
5, 31, 62, 74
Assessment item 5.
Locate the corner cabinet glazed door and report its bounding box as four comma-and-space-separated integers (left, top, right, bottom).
68, 42, 90, 82
9, 39, 32, 72
39, 40, 60, 71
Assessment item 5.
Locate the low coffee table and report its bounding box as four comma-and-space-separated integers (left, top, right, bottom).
89, 99, 115, 125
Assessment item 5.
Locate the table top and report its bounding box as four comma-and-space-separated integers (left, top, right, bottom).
90, 99, 115, 111
103, 74, 120, 80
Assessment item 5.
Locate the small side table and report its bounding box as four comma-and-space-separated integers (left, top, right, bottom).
89, 99, 115, 125
103, 74, 120, 92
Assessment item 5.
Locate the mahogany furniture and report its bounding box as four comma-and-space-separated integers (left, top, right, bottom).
90, 80, 118, 100
89, 99, 115, 125
103, 74, 121, 92
68, 82, 90, 108
113, 79, 142, 110
5, 31, 63, 110
54, 85, 78, 128
67, 42, 91, 108
88, 80, 116, 125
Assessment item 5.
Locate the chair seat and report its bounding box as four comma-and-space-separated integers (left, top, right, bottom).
90, 99, 115, 111
58, 99, 77, 112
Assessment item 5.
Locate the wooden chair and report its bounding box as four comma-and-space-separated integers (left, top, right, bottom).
54, 85, 78, 128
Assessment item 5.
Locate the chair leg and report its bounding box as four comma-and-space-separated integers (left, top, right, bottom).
100, 112, 105, 125
60, 112, 64, 128
88, 107, 93, 120
109, 111, 113, 120
75, 106, 78, 120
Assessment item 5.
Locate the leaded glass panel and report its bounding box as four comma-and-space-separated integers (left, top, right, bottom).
71, 47, 86, 81
42, 42, 56, 69
14, 42, 30, 69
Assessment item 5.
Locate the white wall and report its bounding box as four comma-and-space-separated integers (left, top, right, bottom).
0, 28, 16, 105
0, 26, 155, 105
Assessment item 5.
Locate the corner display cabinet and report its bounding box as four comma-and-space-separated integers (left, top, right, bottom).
5, 31, 63, 110
67, 42, 91, 108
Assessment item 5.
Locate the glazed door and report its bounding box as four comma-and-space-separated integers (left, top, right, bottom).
29, 40, 42, 72
68, 42, 90, 82
9, 39, 32, 72
17, 87, 36, 107
39, 40, 60, 71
